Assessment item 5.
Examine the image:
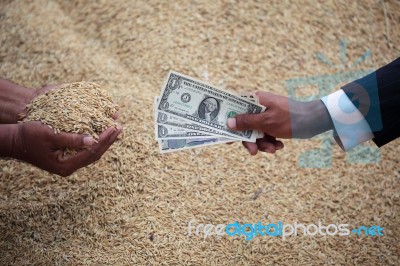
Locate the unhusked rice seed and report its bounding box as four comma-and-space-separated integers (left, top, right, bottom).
19, 82, 119, 156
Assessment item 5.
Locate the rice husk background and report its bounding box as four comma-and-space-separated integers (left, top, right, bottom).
0, 0, 399, 265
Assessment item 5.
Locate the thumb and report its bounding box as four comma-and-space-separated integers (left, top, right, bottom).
55, 132, 94, 149
227, 113, 265, 131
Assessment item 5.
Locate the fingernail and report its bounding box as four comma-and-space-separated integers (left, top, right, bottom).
116, 124, 123, 131
227, 118, 236, 129
83, 136, 94, 146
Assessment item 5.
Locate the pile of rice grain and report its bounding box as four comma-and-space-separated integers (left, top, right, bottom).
19, 82, 119, 142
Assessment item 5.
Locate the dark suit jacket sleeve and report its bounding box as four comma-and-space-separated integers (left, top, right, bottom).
341, 57, 400, 147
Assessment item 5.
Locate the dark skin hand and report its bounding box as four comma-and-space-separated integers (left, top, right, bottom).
0, 79, 122, 176
12, 121, 122, 177
225, 134, 284, 155
227, 92, 333, 155
242, 134, 284, 155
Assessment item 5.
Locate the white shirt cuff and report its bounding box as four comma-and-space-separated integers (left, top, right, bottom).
321, 89, 374, 151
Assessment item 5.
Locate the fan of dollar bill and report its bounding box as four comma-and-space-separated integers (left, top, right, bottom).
154, 71, 266, 153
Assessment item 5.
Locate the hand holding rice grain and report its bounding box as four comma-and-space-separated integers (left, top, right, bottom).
19, 82, 120, 148
0, 81, 124, 177
0, 79, 123, 176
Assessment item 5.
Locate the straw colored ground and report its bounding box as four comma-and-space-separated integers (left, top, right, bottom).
0, 0, 399, 265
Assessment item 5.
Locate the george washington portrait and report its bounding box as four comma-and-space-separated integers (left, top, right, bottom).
197, 97, 220, 122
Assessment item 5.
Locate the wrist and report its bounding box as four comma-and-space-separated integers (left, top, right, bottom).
290, 99, 333, 139
0, 124, 21, 158
304, 99, 334, 137
0, 79, 34, 124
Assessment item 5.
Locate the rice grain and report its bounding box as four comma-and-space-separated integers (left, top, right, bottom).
19, 82, 119, 154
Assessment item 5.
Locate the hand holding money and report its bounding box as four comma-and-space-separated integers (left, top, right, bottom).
154, 71, 283, 154
227, 91, 335, 155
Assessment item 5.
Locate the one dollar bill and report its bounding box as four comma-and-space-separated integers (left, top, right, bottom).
156, 71, 265, 143
154, 97, 237, 140
159, 138, 232, 153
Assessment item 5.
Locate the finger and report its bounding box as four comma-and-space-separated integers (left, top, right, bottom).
263, 134, 284, 150
88, 126, 122, 164
57, 127, 115, 165
262, 134, 284, 150
242, 141, 258, 155
55, 133, 99, 162
112, 110, 120, 120
97, 125, 122, 147
227, 113, 265, 131
255, 91, 274, 107
275, 140, 284, 150
55, 131, 94, 149
55, 149, 69, 162
43, 84, 63, 91
256, 138, 277, 154
77, 125, 122, 165
56, 125, 122, 163
56, 148, 84, 162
